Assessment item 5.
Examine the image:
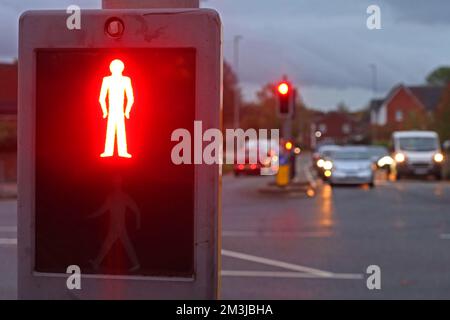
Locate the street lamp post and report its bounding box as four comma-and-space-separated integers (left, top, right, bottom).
369, 63, 378, 96
370, 63, 378, 142
233, 35, 243, 129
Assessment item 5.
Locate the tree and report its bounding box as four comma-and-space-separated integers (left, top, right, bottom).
435, 84, 450, 141
240, 83, 280, 130
223, 61, 240, 128
239, 83, 314, 146
336, 101, 350, 113
426, 66, 450, 86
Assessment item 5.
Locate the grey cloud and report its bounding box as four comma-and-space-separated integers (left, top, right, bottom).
1, 0, 450, 108
379, 0, 450, 24
209, 0, 450, 98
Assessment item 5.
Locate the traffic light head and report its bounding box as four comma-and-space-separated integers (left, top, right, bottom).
19, 9, 222, 299
277, 82, 289, 95
276, 81, 293, 116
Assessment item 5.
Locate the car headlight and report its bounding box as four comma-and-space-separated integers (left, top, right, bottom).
323, 160, 333, 170
262, 157, 272, 166
434, 153, 444, 163
394, 153, 406, 163
317, 159, 325, 168
377, 156, 393, 167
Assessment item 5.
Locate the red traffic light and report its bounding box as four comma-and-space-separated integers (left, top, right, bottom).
277, 82, 289, 95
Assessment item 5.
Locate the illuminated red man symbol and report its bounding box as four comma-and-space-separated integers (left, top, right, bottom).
99, 59, 134, 158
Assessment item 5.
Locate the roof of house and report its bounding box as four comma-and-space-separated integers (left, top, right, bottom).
381, 84, 444, 113
407, 86, 444, 112
369, 98, 384, 112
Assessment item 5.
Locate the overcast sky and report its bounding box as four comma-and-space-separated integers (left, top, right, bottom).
1, 0, 450, 110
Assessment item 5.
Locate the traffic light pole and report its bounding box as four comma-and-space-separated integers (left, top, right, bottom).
282, 118, 292, 141
276, 79, 296, 185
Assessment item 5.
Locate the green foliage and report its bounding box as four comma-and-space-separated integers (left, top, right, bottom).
435, 86, 450, 142
240, 83, 280, 131
426, 66, 450, 86
222, 61, 240, 128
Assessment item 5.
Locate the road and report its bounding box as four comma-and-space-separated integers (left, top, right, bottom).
1, 156, 450, 299
0, 199, 16, 299
221, 160, 450, 299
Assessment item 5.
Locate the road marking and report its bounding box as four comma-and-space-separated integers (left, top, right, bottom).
223, 249, 327, 277
222, 249, 363, 279
0, 238, 17, 245
0, 226, 17, 232
222, 230, 332, 238
221, 270, 363, 280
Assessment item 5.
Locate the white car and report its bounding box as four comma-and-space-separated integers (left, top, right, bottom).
328, 147, 375, 187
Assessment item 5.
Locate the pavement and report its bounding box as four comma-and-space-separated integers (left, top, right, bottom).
2, 153, 450, 299
0, 183, 17, 199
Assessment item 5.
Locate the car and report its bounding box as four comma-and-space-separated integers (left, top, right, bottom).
328, 146, 375, 187
312, 144, 340, 180
233, 139, 278, 176
366, 145, 393, 171
390, 131, 444, 180
443, 140, 450, 179
443, 140, 450, 152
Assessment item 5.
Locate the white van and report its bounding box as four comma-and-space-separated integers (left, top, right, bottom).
391, 131, 444, 180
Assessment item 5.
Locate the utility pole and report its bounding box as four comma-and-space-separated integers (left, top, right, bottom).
369, 63, 378, 96
369, 63, 378, 143
233, 35, 243, 128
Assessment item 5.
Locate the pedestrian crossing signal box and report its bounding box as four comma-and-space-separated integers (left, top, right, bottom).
18, 9, 221, 299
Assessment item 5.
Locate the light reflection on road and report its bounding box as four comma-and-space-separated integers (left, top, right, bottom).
318, 184, 334, 228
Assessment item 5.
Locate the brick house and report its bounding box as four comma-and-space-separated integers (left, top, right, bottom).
308, 111, 358, 148
0, 62, 17, 120
370, 84, 444, 140
0, 62, 18, 182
